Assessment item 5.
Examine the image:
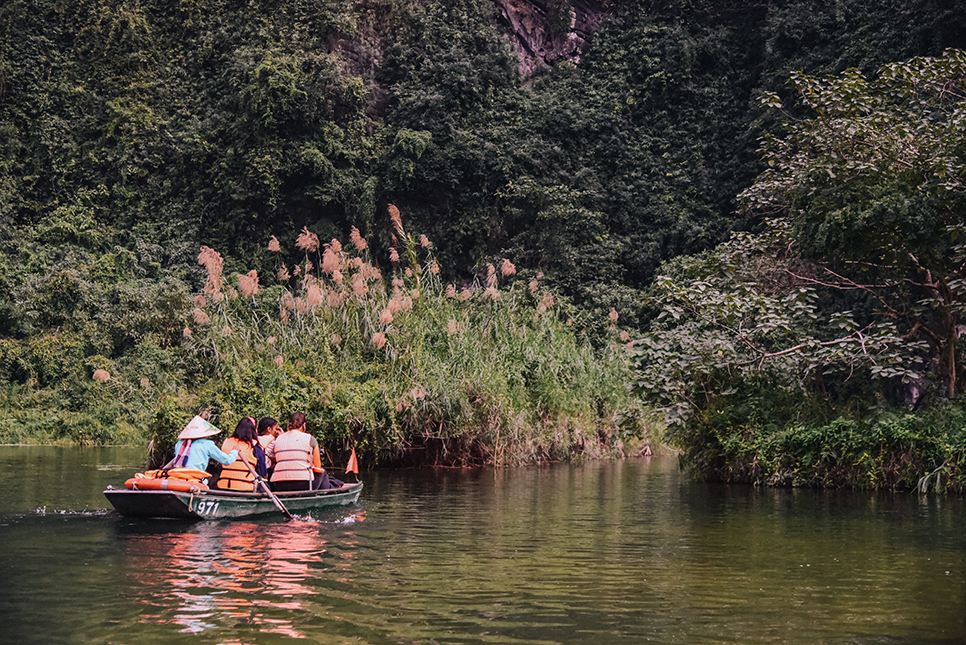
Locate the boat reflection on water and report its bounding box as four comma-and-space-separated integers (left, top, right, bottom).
116, 512, 365, 638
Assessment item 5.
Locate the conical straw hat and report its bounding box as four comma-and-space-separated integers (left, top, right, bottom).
178, 416, 221, 439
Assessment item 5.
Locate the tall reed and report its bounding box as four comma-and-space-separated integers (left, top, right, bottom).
175, 207, 639, 465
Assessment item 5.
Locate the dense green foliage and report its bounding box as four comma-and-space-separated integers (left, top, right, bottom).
634, 48, 966, 489
0, 208, 639, 465
3, 0, 966, 479
150, 214, 638, 466
686, 406, 966, 492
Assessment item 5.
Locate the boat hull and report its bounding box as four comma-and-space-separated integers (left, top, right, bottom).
104, 481, 363, 519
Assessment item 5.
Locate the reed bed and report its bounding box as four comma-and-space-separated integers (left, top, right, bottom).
158, 207, 640, 466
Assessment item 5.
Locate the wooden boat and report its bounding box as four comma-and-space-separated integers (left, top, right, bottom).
104, 481, 363, 520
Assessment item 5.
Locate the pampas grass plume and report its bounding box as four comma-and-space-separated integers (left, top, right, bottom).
296, 227, 320, 253
363, 264, 381, 281
350, 227, 368, 251
501, 259, 516, 276
307, 285, 325, 308
322, 247, 339, 273
388, 204, 404, 236
198, 246, 224, 295
326, 289, 346, 308
352, 273, 369, 296
239, 270, 259, 298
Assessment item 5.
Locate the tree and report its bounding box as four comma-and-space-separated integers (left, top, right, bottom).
739, 48, 966, 399
633, 222, 925, 431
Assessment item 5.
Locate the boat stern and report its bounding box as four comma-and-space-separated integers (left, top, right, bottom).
104, 487, 200, 519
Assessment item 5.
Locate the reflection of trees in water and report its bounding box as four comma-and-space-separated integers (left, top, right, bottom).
119, 513, 365, 637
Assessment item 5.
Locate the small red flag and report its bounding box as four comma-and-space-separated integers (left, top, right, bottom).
346, 447, 359, 474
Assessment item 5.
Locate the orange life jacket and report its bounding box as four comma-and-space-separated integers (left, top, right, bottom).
269, 430, 317, 482
218, 437, 257, 491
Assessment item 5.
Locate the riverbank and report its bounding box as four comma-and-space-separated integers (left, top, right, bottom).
0, 214, 649, 467
675, 406, 966, 493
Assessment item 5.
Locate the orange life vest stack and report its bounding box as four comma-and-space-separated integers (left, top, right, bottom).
124, 468, 211, 492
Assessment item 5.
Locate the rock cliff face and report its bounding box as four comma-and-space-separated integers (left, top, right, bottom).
495, 0, 609, 77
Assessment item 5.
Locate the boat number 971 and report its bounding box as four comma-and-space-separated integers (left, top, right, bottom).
196, 500, 220, 516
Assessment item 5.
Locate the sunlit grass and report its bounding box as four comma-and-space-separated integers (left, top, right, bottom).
168, 206, 641, 465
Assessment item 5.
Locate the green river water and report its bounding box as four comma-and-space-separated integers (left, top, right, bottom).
0, 446, 963, 644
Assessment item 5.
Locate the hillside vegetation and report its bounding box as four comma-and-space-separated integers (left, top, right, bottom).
3, 0, 966, 479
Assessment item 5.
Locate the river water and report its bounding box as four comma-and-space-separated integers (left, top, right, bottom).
0, 446, 963, 644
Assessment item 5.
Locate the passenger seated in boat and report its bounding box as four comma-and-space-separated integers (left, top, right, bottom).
215, 417, 268, 491
266, 412, 342, 491
256, 416, 279, 450
256, 416, 279, 478
169, 416, 239, 476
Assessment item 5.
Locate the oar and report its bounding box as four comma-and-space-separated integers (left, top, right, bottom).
241, 458, 294, 520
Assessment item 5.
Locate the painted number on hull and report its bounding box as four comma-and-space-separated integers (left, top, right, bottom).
196, 500, 220, 516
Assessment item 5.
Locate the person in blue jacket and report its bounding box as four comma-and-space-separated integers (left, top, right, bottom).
169, 416, 238, 474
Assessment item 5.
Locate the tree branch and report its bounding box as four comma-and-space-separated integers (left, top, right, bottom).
733, 334, 866, 367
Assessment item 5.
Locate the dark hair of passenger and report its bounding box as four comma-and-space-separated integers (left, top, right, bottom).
257, 416, 277, 436
289, 412, 306, 430
231, 417, 258, 446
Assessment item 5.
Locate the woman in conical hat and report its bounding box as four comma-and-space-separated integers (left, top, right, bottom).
170, 415, 239, 474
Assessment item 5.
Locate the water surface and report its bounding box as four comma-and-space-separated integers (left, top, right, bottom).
0, 446, 963, 644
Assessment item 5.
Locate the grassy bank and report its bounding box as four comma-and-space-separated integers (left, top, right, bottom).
0, 210, 646, 466
672, 405, 966, 493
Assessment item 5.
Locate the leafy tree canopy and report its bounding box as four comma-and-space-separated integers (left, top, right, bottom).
741, 48, 966, 399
